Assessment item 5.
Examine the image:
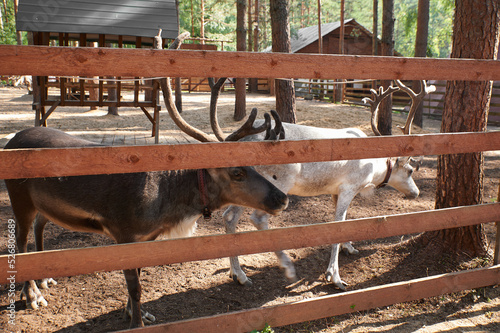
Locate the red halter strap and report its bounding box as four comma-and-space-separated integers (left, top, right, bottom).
197, 169, 212, 220
377, 159, 393, 189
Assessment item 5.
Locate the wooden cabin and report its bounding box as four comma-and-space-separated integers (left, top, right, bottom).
290, 18, 382, 56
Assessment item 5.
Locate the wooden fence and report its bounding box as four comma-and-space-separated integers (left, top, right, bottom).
0, 45, 499, 332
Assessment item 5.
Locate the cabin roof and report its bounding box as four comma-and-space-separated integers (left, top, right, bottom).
16, 0, 179, 42
291, 18, 357, 53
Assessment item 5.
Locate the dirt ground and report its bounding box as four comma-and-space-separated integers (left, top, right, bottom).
0, 86, 499, 332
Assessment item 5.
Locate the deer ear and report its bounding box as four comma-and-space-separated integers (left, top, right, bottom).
395, 157, 410, 168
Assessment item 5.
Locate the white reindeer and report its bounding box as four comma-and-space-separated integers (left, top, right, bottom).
217, 80, 435, 290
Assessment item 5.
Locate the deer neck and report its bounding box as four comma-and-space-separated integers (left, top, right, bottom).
376, 159, 393, 189
155, 170, 220, 223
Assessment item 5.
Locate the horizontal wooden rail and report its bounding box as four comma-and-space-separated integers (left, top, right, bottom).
1, 45, 500, 81
124, 265, 500, 333
1, 203, 498, 284
1, 132, 499, 179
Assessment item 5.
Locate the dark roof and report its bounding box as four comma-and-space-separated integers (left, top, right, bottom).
291, 19, 355, 53
16, 0, 178, 41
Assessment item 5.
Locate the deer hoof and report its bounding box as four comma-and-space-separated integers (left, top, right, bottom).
40, 278, 57, 289
342, 247, 360, 255
21, 283, 48, 309
325, 272, 347, 291
232, 274, 253, 287
341, 242, 359, 255
124, 308, 156, 325
142, 311, 156, 324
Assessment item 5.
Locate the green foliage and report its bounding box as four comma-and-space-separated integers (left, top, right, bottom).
394, 0, 454, 57
176, 0, 453, 57
250, 323, 274, 333
178, 0, 237, 50
0, 0, 28, 45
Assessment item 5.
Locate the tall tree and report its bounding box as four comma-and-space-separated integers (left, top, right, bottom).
248, 0, 259, 93
378, 0, 394, 135
234, 0, 247, 121
175, 0, 183, 112
412, 0, 430, 128
423, 0, 499, 255
372, 0, 378, 56
270, 0, 296, 123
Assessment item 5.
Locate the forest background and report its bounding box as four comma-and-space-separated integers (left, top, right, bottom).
1, 0, 454, 58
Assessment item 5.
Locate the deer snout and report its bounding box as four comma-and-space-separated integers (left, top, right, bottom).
405, 188, 419, 199
266, 190, 289, 215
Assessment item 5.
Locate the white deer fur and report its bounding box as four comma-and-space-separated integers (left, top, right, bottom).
223, 122, 419, 290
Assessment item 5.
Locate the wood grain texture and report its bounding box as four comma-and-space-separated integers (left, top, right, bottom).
124, 265, 500, 333
0, 45, 499, 80
1, 203, 498, 284
1, 132, 499, 179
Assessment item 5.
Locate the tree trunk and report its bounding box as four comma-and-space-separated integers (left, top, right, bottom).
335, 0, 345, 103
372, 0, 378, 56
378, 0, 394, 135
234, 0, 247, 121
200, 0, 205, 42
412, 0, 429, 128
270, 0, 296, 123
248, 0, 259, 93
423, 0, 499, 256
175, 0, 182, 112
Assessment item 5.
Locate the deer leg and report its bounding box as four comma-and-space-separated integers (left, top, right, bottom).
14, 210, 48, 309
122, 268, 145, 328
123, 268, 155, 325
250, 210, 297, 282
223, 206, 252, 286
325, 192, 355, 290
33, 214, 57, 289
331, 195, 359, 255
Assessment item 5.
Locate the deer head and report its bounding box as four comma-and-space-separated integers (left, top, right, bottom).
362, 80, 435, 197
362, 80, 435, 136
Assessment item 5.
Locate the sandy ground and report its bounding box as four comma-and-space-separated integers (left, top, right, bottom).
0, 86, 498, 332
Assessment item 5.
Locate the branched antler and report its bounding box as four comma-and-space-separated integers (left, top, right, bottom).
208, 78, 284, 142
265, 110, 285, 141
225, 108, 271, 142
362, 85, 399, 136
394, 80, 436, 135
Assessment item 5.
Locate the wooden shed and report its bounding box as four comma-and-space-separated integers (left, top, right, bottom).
16, 0, 179, 141
290, 18, 382, 56
282, 18, 415, 108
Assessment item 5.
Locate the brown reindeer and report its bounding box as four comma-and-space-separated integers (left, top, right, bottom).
4, 33, 288, 328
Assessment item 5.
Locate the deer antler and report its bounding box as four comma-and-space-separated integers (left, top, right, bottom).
159, 32, 282, 144
265, 110, 285, 141
225, 108, 271, 142
394, 80, 436, 135
208, 77, 229, 141
155, 31, 218, 142
362, 85, 399, 136
208, 77, 283, 142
